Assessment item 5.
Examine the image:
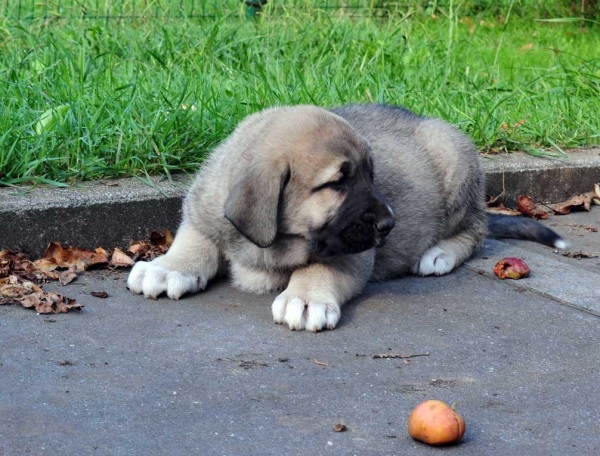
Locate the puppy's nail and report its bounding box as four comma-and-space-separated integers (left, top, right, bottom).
327, 325, 335, 331
290, 326, 296, 331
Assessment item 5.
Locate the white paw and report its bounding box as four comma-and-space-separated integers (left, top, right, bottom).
127, 261, 206, 300
271, 293, 341, 332
414, 246, 458, 276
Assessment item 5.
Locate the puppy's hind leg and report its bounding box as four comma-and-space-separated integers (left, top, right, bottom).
127, 222, 221, 300
413, 231, 482, 276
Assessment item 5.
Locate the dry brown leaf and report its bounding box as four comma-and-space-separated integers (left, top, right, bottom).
17, 291, 83, 314
33, 257, 59, 273
333, 424, 347, 432
551, 193, 593, 215
42, 242, 108, 272
127, 240, 153, 261
517, 195, 548, 220
128, 230, 173, 261
150, 230, 174, 248
93, 247, 110, 264
91, 291, 109, 298
110, 248, 135, 267
486, 205, 521, 216
0, 274, 81, 313
486, 192, 506, 207
1, 250, 47, 280
560, 250, 598, 259
58, 268, 78, 285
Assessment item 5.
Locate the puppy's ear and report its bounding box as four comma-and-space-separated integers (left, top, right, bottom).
224, 161, 290, 248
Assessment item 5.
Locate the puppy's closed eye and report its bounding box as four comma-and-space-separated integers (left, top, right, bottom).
313, 161, 351, 192
313, 175, 347, 192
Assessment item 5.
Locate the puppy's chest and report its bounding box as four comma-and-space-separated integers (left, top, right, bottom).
228, 236, 310, 271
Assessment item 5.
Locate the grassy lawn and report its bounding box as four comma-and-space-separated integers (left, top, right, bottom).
1, 1, 599, 185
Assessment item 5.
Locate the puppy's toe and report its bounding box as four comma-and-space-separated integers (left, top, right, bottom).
272, 292, 341, 332
142, 264, 169, 299
127, 261, 149, 294
271, 294, 288, 324
325, 303, 341, 330
416, 246, 457, 276
127, 260, 204, 300
166, 271, 203, 300
305, 302, 327, 332
284, 298, 307, 331
431, 253, 456, 276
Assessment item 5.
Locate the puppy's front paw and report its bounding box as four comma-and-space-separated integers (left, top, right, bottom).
127, 261, 206, 300
271, 292, 341, 332
413, 246, 457, 276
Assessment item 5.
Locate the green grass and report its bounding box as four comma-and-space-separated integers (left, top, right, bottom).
1, 1, 599, 185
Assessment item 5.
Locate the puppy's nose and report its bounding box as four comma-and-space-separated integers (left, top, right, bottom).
375, 217, 395, 236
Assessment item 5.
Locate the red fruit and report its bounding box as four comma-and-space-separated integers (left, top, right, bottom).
493, 257, 530, 280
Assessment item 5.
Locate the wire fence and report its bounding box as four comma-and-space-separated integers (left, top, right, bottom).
0, 0, 407, 21
1, 1, 595, 22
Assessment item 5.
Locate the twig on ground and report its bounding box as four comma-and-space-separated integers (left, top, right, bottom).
372, 352, 430, 359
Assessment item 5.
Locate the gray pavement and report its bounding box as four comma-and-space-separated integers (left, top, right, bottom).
2, 210, 600, 456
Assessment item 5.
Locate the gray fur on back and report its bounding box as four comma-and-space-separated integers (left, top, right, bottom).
330, 105, 488, 280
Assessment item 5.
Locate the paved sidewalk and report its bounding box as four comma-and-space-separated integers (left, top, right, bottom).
2, 212, 599, 455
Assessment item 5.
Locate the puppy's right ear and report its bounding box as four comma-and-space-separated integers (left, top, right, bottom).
224, 161, 290, 248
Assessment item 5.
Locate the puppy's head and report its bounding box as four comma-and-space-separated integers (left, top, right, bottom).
224, 105, 394, 256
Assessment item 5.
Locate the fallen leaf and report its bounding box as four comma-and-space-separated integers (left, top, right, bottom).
109, 248, 135, 267
42, 242, 108, 272
486, 193, 506, 207
91, 291, 109, 298
150, 230, 174, 255
493, 257, 531, 280
314, 359, 330, 367
58, 268, 77, 285
486, 205, 521, 216
128, 230, 173, 261
333, 424, 347, 432
18, 291, 83, 314
517, 196, 548, 219
1, 274, 82, 313
551, 193, 593, 215
2, 250, 50, 281
560, 250, 598, 259
32, 257, 60, 278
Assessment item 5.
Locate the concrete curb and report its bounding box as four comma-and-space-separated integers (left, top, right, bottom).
1, 149, 599, 257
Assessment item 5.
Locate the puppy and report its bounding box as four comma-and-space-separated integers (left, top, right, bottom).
128, 104, 564, 331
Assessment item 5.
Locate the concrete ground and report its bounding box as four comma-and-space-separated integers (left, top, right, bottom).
2, 210, 599, 456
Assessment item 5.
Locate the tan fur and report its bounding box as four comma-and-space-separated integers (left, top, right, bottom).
128, 104, 489, 331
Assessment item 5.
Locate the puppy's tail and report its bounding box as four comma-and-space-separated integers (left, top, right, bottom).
487, 214, 567, 249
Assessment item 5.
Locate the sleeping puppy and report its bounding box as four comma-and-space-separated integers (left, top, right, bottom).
128, 104, 565, 331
